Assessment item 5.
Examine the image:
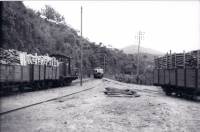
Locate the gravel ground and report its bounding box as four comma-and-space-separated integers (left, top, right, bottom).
0, 78, 200, 132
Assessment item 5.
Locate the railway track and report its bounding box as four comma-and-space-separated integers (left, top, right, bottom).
0, 79, 102, 116
1, 78, 198, 116
0, 78, 94, 96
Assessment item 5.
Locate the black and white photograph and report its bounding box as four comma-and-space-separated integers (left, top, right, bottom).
0, 0, 200, 132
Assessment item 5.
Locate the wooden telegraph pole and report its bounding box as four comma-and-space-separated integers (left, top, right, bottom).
104, 54, 105, 74
136, 31, 141, 85
80, 6, 83, 86
135, 31, 145, 85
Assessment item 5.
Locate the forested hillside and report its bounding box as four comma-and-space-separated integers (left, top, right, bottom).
1, 1, 155, 85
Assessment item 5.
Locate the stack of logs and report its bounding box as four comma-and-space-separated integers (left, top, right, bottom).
154, 49, 200, 69
0, 48, 21, 65
104, 87, 140, 97
186, 51, 198, 68
0, 48, 59, 66
26, 54, 58, 66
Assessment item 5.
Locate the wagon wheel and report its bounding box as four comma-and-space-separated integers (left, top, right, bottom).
3, 88, 10, 96
58, 81, 62, 87
179, 93, 183, 98
9, 87, 12, 93
61, 81, 67, 87
49, 82, 53, 88
40, 83, 45, 89
175, 92, 179, 97
51, 82, 56, 88
165, 91, 172, 96
64, 80, 69, 86
68, 80, 72, 86
45, 82, 50, 89
37, 84, 41, 90
32, 84, 38, 91
19, 84, 25, 92
56, 81, 60, 87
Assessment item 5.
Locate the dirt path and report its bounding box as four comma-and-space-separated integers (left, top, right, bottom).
1, 79, 200, 132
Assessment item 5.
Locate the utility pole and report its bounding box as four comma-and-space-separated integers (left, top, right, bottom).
135, 31, 145, 85
80, 6, 83, 86
104, 54, 105, 74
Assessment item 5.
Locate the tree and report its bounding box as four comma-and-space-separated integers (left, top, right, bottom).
143, 55, 147, 59
41, 5, 65, 23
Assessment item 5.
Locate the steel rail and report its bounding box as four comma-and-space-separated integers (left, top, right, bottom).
0, 80, 102, 116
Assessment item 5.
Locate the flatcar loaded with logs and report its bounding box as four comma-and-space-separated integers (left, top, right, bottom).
0, 48, 78, 95
153, 49, 200, 99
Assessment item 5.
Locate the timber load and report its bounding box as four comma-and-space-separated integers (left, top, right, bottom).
0, 48, 59, 66
0, 48, 21, 65
154, 50, 200, 69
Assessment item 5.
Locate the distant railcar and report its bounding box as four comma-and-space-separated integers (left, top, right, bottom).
93, 67, 104, 78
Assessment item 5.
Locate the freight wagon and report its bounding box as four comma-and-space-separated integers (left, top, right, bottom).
153, 50, 200, 99
0, 54, 78, 95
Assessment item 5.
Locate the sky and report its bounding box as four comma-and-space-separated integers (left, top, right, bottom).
23, 1, 200, 53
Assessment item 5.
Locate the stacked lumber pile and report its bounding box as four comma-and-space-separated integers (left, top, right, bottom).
154, 57, 163, 69
26, 54, 58, 66
185, 51, 198, 68
171, 54, 176, 69
154, 57, 159, 69
0, 48, 59, 66
0, 48, 21, 65
104, 87, 140, 97
162, 56, 166, 69
154, 49, 200, 69
176, 53, 184, 68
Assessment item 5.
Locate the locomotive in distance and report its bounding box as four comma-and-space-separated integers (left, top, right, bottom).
93, 67, 104, 78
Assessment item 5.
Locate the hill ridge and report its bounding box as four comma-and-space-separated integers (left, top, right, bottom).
121, 44, 164, 55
